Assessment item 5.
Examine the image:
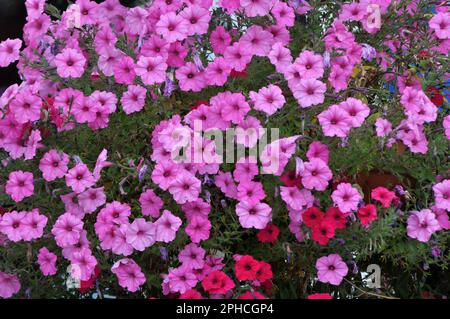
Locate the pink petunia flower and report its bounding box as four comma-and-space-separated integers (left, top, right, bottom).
339, 97, 370, 128
178, 243, 206, 270
375, 118, 392, 137
185, 215, 211, 243
318, 105, 352, 138
176, 62, 205, 92
114, 56, 136, 85
236, 201, 272, 229
293, 79, 326, 108
180, 5, 211, 36
78, 187, 106, 214
156, 12, 188, 43
237, 181, 266, 205
125, 218, 156, 251
250, 84, 286, 116
306, 141, 329, 164
371, 187, 395, 208
280, 186, 314, 210
112, 258, 146, 292
301, 158, 332, 191
9, 90, 41, 124
168, 265, 198, 294
155, 210, 182, 243
295, 50, 324, 79
331, 183, 362, 212
210, 26, 231, 55
135, 56, 167, 86
433, 180, 450, 211
121, 85, 147, 114
407, 209, 440, 242
6, 171, 34, 202
241, 0, 272, 17
168, 172, 201, 204
139, 189, 164, 218
429, 12, 450, 40
316, 254, 348, 286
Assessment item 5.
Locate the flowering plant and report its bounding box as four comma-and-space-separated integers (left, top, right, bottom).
0, 0, 449, 299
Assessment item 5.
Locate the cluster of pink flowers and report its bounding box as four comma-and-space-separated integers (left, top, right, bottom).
0, 0, 448, 299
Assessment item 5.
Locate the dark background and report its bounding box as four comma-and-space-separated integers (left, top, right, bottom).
0, 0, 136, 92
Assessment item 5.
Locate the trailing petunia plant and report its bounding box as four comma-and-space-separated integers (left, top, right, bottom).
0, 0, 449, 299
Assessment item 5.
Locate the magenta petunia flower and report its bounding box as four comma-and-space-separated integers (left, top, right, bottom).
9, 90, 41, 124
0, 272, 21, 299
21, 209, 48, 241
39, 150, 70, 182
210, 26, 231, 55
429, 12, 450, 39
176, 62, 205, 92
316, 254, 348, 286
65, 164, 95, 194
37, 247, 57, 276
0, 38, 22, 67
180, 5, 211, 36
114, 56, 136, 85
168, 172, 201, 204
241, 0, 272, 17
0, 211, 26, 242
54, 48, 86, 78
237, 180, 266, 205
51, 212, 84, 247
5, 170, 34, 202
306, 141, 329, 164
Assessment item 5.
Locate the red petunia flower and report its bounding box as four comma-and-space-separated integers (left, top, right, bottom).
202, 270, 235, 295
257, 224, 280, 243
280, 170, 303, 188
311, 219, 336, 246
235, 255, 259, 281
302, 207, 325, 228
324, 207, 347, 229
308, 293, 333, 299
255, 261, 273, 282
